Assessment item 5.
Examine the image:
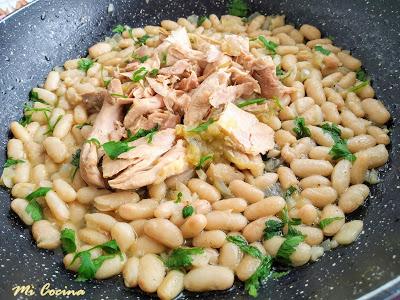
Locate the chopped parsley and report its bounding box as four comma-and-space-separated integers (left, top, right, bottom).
112, 24, 125, 34
280, 206, 303, 238
197, 16, 207, 26
132, 67, 148, 82
3, 158, 24, 168
29, 90, 48, 104
110, 93, 128, 98
125, 125, 159, 143
272, 96, 283, 109
182, 205, 195, 218
85, 138, 101, 147
102, 141, 134, 160
314, 45, 331, 56
237, 98, 266, 108
263, 220, 284, 240
175, 192, 183, 203
70, 240, 121, 281
161, 52, 167, 66
188, 119, 215, 133
71, 149, 81, 179
164, 247, 204, 270
228, 0, 249, 17
356, 68, 368, 82
60, 228, 77, 253
135, 34, 150, 46
44, 115, 62, 136
276, 235, 305, 265
348, 80, 370, 93
258, 35, 278, 55
149, 68, 159, 77
25, 187, 51, 221
195, 154, 213, 170
78, 58, 94, 72
293, 117, 311, 138
245, 255, 273, 298
321, 123, 356, 162
319, 217, 344, 229
284, 186, 298, 200
132, 53, 149, 63
226, 235, 263, 259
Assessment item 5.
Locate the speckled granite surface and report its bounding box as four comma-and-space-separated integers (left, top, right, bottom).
0, 0, 399, 299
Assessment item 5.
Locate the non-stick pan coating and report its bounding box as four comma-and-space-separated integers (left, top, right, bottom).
0, 0, 399, 299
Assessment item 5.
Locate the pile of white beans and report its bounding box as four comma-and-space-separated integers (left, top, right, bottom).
2, 12, 391, 300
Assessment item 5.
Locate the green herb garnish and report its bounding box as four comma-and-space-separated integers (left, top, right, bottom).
135, 34, 150, 46
356, 69, 368, 82
321, 123, 342, 142
85, 138, 101, 147
4, 158, 24, 168
276, 235, 305, 265
329, 140, 356, 162
132, 54, 149, 63
29, 90, 48, 104
293, 117, 311, 138
25, 187, 51, 221
78, 58, 94, 72
175, 192, 183, 203
164, 247, 204, 269
44, 115, 62, 135
237, 98, 266, 108
245, 256, 273, 297
60, 228, 77, 253
149, 68, 159, 77
71, 149, 81, 179
314, 45, 331, 56
188, 119, 215, 133
125, 125, 159, 143
258, 35, 278, 55
197, 16, 207, 26
161, 52, 167, 66
110, 93, 128, 98
182, 205, 195, 218
112, 24, 125, 34
132, 67, 148, 82
263, 220, 284, 240
226, 235, 263, 259
319, 217, 344, 229
272, 96, 283, 109
284, 186, 298, 199
70, 240, 121, 282
228, 0, 249, 17
102, 141, 134, 160
348, 80, 370, 93
195, 154, 214, 170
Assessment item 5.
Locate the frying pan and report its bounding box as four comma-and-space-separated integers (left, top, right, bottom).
0, 0, 399, 299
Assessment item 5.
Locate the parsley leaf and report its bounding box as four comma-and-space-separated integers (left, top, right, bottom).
280, 206, 304, 238
197, 16, 207, 26
348, 80, 370, 93
132, 67, 148, 82
228, 0, 249, 17
112, 24, 125, 34
258, 35, 278, 55
76, 122, 92, 129
237, 98, 266, 108
182, 205, 195, 218
263, 220, 284, 240
276, 65, 285, 76
135, 34, 150, 46
276, 235, 305, 265
175, 192, 183, 203
44, 115, 62, 136
284, 186, 298, 200
226, 235, 263, 259
19, 114, 32, 127
78, 58, 94, 72
356, 68, 368, 82
270, 270, 290, 279
272, 96, 283, 109
149, 68, 159, 77
110, 93, 128, 98
125, 125, 159, 143
85, 138, 101, 147
245, 255, 273, 297
71, 149, 81, 179
71, 240, 121, 281
60, 228, 77, 253
293, 117, 311, 138
321, 123, 342, 142
195, 154, 213, 170
4, 158, 24, 168
132, 53, 149, 63
29, 90, 48, 104
188, 119, 215, 133
102, 141, 134, 160
329, 140, 356, 162
314, 45, 331, 56
25, 187, 51, 221
164, 247, 204, 269
319, 217, 344, 229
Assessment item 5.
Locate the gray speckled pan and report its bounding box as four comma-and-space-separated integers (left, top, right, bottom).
0, 0, 399, 299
